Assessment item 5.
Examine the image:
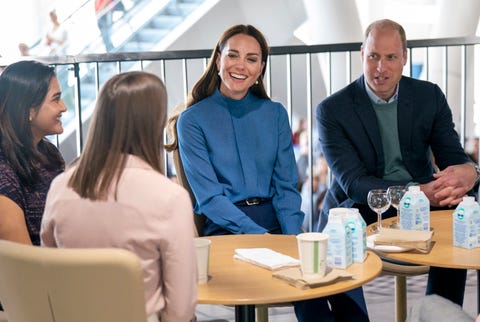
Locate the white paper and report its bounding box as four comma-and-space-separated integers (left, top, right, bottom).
234, 248, 300, 270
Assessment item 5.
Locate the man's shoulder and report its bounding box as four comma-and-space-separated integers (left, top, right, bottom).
318, 77, 364, 109
400, 76, 438, 91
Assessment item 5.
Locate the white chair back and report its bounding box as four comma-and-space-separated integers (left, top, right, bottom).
0, 240, 148, 322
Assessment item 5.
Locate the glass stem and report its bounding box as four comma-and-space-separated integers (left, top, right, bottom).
377, 212, 382, 231
396, 208, 400, 225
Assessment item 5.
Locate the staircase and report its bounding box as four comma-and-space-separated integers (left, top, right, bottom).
56, 0, 207, 161
116, 0, 202, 53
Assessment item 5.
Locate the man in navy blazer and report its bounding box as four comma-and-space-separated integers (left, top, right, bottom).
315, 19, 479, 317
317, 75, 474, 229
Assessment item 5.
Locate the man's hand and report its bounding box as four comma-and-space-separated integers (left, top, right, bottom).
419, 181, 447, 207
421, 163, 478, 207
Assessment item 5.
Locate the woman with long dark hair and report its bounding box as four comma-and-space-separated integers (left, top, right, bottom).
0, 60, 65, 246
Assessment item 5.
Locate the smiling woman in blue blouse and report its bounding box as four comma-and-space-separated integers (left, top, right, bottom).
166, 24, 341, 322
168, 24, 304, 237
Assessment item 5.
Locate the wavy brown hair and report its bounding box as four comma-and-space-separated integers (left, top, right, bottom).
68, 71, 167, 200
165, 24, 270, 151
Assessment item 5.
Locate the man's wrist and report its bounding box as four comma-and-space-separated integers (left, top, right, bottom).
472, 163, 480, 185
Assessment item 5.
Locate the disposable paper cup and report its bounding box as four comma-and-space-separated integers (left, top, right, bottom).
296, 232, 329, 278
194, 238, 211, 284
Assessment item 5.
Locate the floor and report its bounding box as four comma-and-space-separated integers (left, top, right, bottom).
195, 269, 478, 322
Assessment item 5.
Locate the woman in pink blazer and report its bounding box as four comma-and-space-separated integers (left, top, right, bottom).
41, 71, 197, 322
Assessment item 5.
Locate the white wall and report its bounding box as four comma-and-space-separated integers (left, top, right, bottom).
0, 0, 88, 57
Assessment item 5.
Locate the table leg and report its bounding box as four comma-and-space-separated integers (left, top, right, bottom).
395, 275, 407, 322
235, 305, 255, 322
477, 270, 479, 314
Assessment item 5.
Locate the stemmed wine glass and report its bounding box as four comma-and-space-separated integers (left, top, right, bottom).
367, 189, 390, 233
387, 185, 407, 229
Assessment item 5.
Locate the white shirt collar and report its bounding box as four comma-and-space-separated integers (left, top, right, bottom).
364, 79, 399, 104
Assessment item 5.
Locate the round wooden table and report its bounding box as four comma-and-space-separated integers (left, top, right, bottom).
370, 210, 480, 313
197, 234, 382, 322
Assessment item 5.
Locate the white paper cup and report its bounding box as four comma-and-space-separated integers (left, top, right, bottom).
194, 238, 211, 284
296, 232, 329, 278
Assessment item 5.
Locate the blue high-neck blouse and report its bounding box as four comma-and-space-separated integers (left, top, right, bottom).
177, 89, 304, 234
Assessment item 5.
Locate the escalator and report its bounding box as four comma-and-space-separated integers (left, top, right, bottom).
54, 0, 207, 161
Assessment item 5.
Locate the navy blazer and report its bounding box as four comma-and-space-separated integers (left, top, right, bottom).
316, 75, 470, 231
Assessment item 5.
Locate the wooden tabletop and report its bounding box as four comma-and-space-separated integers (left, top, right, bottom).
197, 234, 382, 306
370, 210, 480, 269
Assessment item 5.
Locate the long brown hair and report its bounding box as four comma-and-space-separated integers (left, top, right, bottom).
68, 71, 167, 200
165, 24, 270, 151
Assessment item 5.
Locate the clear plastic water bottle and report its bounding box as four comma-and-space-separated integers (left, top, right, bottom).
399, 186, 430, 231
322, 208, 353, 268
453, 196, 480, 249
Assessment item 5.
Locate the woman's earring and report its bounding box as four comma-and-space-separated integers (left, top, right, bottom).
255, 80, 259, 85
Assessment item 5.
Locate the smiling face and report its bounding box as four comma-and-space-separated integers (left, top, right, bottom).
361, 27, 407, 101
29, 76, 67, 143
216, 33, 265, 100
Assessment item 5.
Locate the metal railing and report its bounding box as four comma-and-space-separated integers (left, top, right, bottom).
2, 36, 479, 230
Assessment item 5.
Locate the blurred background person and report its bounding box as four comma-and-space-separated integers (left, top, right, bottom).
95, 0, 125, 52
301, 156, 328, 231
45, 10, 68, 55
292, 117, 307, 145
18, 43, 30, 56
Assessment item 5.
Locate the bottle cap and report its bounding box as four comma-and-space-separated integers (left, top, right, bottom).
408, 185, 421, 192
329, 208, 348, 216
461, 196, 476, 205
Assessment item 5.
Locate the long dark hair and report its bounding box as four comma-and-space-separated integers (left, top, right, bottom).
68, 71, 167, 201
165, 24, 270, 151
0, 60, 64, 186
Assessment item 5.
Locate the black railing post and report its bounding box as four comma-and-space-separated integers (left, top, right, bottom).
73, 62, 83, 156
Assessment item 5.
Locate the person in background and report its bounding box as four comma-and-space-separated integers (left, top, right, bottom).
292, 118, 307, 146
41, 71, 197, 322
296, 129, 310, 189
0, 60, 66, 246
300, 155, 328, 231
316, 18, 478, 311
45, 10, 68, 55
95, 0, 122, 52
18, 43, 30, 56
